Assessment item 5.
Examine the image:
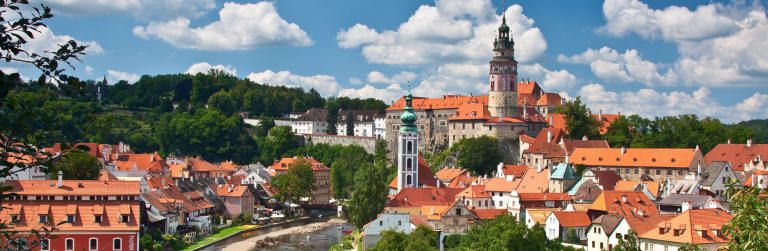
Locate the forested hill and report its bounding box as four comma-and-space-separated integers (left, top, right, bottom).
9, 69, 387, 164
732, 119, 768, 144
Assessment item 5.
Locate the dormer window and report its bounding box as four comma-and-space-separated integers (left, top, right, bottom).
11, 214, 19, 223
120, 215, 130, 223
67, 215, 75, 223
39, 215, 47, 223
94, 215, 103, 223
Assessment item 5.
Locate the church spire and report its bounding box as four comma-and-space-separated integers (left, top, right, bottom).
399, 83, 419, 134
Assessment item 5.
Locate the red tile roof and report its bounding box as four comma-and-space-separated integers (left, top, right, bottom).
447, 103, 491, 121
516, 167, 550, 193
589, 191, 659, 215
518, 81, 543, 96
523, 128, 566, 155
5, 180, 140, 196
147, 176, 176, 190
517, 193, 572, 201
188, 158, 223, 172
622, 214, 676, 237
639, 209, 731, 245
52, 143, 102, 159
485, 177, 522, 192
500, 165, 528, 177
270, 157, 328, 171
570, 148, 700, 168
0, 200, 140, 232
210, 184, 252, 197
387, 95, 489, 111
615, 180, 661, 198
471, 209, 507, 220
436, 168, 468, 182
561, 139, 611, 155
704, 143, 768, 172
590, 170, 621, 191
97, 171, 119, 181
410, 215, 434, 229
386, 188, 464, 207
113, 153, 168, 172
456, 185, 491, 198
547, 113, 619, 135
446, 174, 479, 188
388, 155, 443, 188
553, 211, 591, 227
537, 93, 563, 106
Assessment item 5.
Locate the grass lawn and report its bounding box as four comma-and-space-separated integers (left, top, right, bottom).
180, 226, 244, 251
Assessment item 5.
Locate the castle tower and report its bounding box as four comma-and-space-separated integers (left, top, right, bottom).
488, 12, 519, 119
397, 89, 419, 192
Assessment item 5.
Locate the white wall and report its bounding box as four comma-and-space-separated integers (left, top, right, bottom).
490, 191, 509, 209
546, 213, 560, 240
589, 222, 611, 251
336, 122, 375, 137
291, 121, 328, 135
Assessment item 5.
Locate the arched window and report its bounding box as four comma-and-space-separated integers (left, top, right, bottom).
406, 158, 412, 170
491, 81, 495, 90
113, 238, 122, 250
407, 141, 413, 153
406, 175, 412, 186
65, 238, 75, 251
89, 238, 98, 250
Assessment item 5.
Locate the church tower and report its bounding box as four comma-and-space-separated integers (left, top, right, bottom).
488, 12, 519, 119
397, 89, 419, 192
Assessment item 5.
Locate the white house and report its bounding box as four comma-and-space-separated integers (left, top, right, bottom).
374, 114, 386, 139
698, 161, 737, 199
484, 176, 521, 210
291, 108, 328, 135
545, 211, 590, 241
586, 215, 622, 251
335, 110, 378, 137
363, 212, 412, 249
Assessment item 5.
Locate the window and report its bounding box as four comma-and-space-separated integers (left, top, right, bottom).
89, 238, 98, 250
723, 177, 727, 183
498, 201, 502, 207
121, 215, 129, 223
65, 238, 74, 251
39, 216, 47, 223
113, 238, 122, 250
656, 170, 661, 175
592, 241, 595, 248
600, 243, 604, 250
379, 221, 382, 226
679, 170, 684, 175
67, 215, 75, 223
456, 208, 462, 215
666, 170, 672, 175
11, 214, 19, 223
626, 169, 630, 174
616, 233, 622, 239
635, 169, 639, 174
398, 220, 401, 226
645, 169, 650, 175
41, 239, 49, 251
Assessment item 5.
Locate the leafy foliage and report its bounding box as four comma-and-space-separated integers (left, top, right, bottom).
348, 161, 388, 229
613, 229, 640, 251
51, 148, 102, 180
554, 96, 602, 140
370, 224, 438, 251
722, 179, 768, 251
330, 144, 370, 200
565, 228, 580, 244
271, 157, 316, 203
449, 214, 553, 251
345, 110, 354, 136
455, 136, 503, 176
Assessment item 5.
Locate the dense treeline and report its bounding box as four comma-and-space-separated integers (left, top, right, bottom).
7, 70, 387, 164
557, 97, 759, 154
732, 118, 768, 144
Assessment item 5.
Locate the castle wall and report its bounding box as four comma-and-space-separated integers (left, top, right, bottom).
302, 134, 377, 154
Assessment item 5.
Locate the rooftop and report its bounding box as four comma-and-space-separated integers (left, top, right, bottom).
5, 180, 140, 196
570, 148, 700, 168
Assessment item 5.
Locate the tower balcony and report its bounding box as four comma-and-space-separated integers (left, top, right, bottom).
489, 69, 517, 75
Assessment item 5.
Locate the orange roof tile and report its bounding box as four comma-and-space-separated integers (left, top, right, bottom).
553, 211, 591, 227
589, 191, 659, 215
0, 201, 140, 232
517, 193, 572, 201
420, 205, 450, 220
446, 174, 479, 188
547, 113, 619, 135
210, 184, 252, 197
471, 209, 507, 220
639, 209, 731, 245
410, 215, 434, 230
615, 180, 661, 198
447, 103, 491, 121
518, 81, 543, 96
500, 165, 527, 177
705, 143, 768, 172
5, 180, 140, 196
456, 184, 491, 198
526, 208, 560, 225
270, 157, 328, 171
570, 148, 700, 168
516, 167, 550, 193
484, 177, 522, 192
537, 93, 563, 106
622, 214, 676, 237
147, 176, 176, 189
386, 188, 464, 207
113, 153, 168, 172
187, 158, 223, 172
169, 164, 186, 177
97, 171, 120, 181
387, 95, 489, 111
436, 168, 468, 181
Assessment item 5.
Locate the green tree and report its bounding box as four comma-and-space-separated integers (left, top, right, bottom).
207, 90, 236, 116
565, 228, 580, 244
605, 115, 633, 148
256, 126, 297, 163
271, 157, 316, 203
614, 229, 641, 251
156, 97, 174, 114
348, 161, 388, 229
330, 144, 369, 200
51, 148, 102, 180
370, 225, 437, 251
456, 136, 502, 176
325, 99, 339, 135
722, 179, 768, 251
554, 96, 602, 140
127, 133, 160, 154
451, 214, 548, 251
345, 110, 354, 136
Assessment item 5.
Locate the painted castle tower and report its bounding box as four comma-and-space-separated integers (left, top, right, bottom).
397, 89, 419, 192
488, 12, 519, 119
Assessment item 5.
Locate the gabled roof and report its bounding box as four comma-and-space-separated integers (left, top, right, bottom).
553, 211, 591, 227
592, 215, 623, 236
147, 176, 177, 190
98, 171, 120, 181
456, 184, 491, 198
485, 177, 522, 192
270, 157, 328, 171
447, 103, 491, 121
500, 165, 527, 177
537, 93, 563, 106
516, 167, 549, 193
639, 209, 731, 245
590, 170, 621, 190
141, 192, 172, 212
421, 205, 450, 220
188, 158, 223, 172
386, 188, 464, 207
210, 184, 252, 197
657, 194, 713, 208
561, 139, 611, 155
667, 179, 700, 194
5, 180, 140, 196
615, 180, 661, 198
551, 163, 580, 180
526, 208, 560, 225
294, 108, 328, 122
52, 143, 102, 159
410, 215, 434, 229
169, 164, 186, 177
589, 191, 659, 215
570, 148, 700, 168
518, 81, 543, 96
518, 193, 572, 201
0, 201, 140, 232
699, 161, 729, 186
471, 209, 507, 220
704, 143, 768, 172
520, 135, 535, 144
113, 153, 168, 172
622, 214, 676, 237
547, 113, 619, 135
387, 95, 489, 111
436, 168, 467, 181
569, 179, 603, 201
446, 174, 479, 188
522, 128, 565, 154
154, 186, 201, 212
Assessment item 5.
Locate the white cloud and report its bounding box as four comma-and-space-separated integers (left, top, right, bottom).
349, 77, 363, 85
185, 62, 236, 76
518, 63, 580, 91
85, 65, 94, 75
246, 70, 341, 97
413, 62, 488, 98
336, 0, 547, 66
133, 2, 313, 51
366, 71, 418, 85
559, 47, 678, 86
597, 0, 744, 41
107, 70, 140, 84
23, 26, 103, 58
338, 84, 406, 105
34, 0, 216, 21
575, 83, 767, 123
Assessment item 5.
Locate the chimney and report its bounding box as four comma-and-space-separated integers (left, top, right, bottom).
119, 141, 124, 153
151, 154, 155, 163
682, 201, 692, 212
537, 164, 543, 173
116, 153, 119, 161
219, 184, 223, 188
522, 105, 527, 117
561, 98, 566, 105
506, 175, 514, 182
697, 163, 702, 174
582, 135, 588, 140
431, 207, 434, 215
547, 130, 552, 143
696, 145, 699, 151
467, 172, 470, 178
622, 195, 627, 203
598, 109, 602, 121
621, 147, 626, 155
161, 179, 165, 187
709, 199, 720, 209
565, 155, 570, 164
747, 139, 753, 147
728, 139, 731, 144
469, 93, 472, 97
227, 186, 232, 193
57, 171, 63, 188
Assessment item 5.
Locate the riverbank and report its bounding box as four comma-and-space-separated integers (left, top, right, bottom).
183, 217, 313, 251
222, 218, 348, 251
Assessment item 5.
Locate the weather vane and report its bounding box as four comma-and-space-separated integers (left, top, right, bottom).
408, 81, 410, 91
502, 1, 505, 11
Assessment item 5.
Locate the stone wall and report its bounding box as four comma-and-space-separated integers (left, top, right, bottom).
302, 134, 377, 154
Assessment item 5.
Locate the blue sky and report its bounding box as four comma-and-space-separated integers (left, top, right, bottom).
4, 0, 768, 123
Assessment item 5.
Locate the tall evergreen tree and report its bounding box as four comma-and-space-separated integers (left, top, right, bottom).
326, 103, 339, 135
345, 110, 355, 136
348, 161, 388, 229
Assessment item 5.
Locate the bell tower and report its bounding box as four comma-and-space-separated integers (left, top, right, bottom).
488, 10, 519, 119
397, 87, 419, 192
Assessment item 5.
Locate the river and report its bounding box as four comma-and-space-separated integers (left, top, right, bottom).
198, 213, 352, 251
